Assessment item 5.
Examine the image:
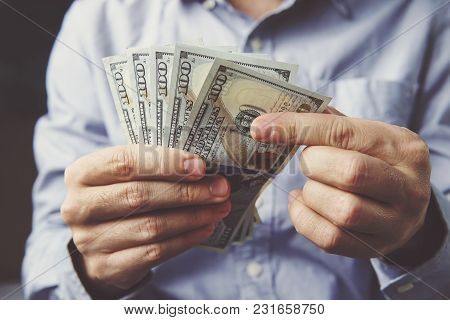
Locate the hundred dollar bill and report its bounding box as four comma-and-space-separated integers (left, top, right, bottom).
233, 199, 256, 245
166, 45, 299, 149
239, 53, 271, 60
149, 46, 175, 146
184, 59, 330, 250
103, 55, 139, 144
181, 58, 330, 172
127, 48, 153, 145
148, 43, 232, 146
201, 166, 270, 250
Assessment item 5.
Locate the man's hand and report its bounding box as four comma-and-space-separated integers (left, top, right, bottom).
251, 111, 431, 258
61, 145, 231, 294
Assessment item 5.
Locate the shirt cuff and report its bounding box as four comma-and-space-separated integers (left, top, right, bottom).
51, 240, 152, 299
370, 186, 450, 299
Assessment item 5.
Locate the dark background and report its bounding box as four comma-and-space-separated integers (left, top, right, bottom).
0, 0, 72, 287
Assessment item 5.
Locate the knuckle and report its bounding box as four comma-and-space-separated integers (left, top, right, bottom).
95, 190, 110, 212
299, 149, 312, 177
342, 156, 368, 187
72, 230, 89, 254
145, 243, 164, 263
302, 180, 314, 200
418, 187, 431, 204
113, 280, 133, 291
100, 257, 119, 286
124, 183, 147, 212
179, 183, 197, 203
397, 129, 430, 168
64, 163, 76, 186
142, 216, 166, 241
292, 211, 304, 234
410, 186, 431, 209
409, 138, 430, 167
110, 276, 135, 291
337, 195, 361, 228
111, 147, 137, 179
60, 198, 80, 225
100, 256, 134, 289
64, 159, 88, 186
320, 228, 343, 254
289, 203, 306, 234
329, 118, 354, 149
87, 258, 107, 283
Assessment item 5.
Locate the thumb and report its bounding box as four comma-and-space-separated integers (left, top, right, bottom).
324, 106, 346, 116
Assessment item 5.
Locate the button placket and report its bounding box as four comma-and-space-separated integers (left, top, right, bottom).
231, 223, 277, 299
244, 34, 274, 56
250, 37, 264, 52
396, 282, 414, 294
246, 261, 264, 279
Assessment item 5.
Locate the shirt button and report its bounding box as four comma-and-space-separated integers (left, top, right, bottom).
396, 282, 414, 294
203, 0, 217, 10
249, 37, 264, 52
246, 261, 263, 279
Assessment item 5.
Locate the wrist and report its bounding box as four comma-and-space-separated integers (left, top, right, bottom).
68, 240, 147, 299
384, 189, 446, 269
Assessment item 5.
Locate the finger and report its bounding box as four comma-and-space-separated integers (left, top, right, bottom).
92, 224, 214, 290
323, 106, 346, 116
75, 201, 231, 253
250, 112, 404, 164
63, 175, 231, 223
302, 180, 394, 234
300, 146, 407, 202
288, 189, 378, 258
65, 145, 206, 186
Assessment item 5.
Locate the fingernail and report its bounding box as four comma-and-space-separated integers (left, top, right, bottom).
251, 118, 280, 142
210, 176, 229, 197
184, 158, 205, 176
250, 117, 270, 140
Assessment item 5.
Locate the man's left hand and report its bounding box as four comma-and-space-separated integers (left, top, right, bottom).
251, 110, 431, 258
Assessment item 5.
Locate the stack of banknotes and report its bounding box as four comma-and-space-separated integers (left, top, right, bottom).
103, 43, 331, 250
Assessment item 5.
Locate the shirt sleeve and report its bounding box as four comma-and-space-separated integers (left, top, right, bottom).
20, 1, 140, 299
370, 9, 450, 300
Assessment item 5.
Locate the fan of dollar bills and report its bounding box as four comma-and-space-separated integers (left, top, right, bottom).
103, 43, 331, 251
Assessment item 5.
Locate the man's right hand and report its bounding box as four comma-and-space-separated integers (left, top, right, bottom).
61, 145, 231, 295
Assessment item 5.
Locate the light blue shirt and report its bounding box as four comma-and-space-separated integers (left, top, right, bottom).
23, 0, 450, 299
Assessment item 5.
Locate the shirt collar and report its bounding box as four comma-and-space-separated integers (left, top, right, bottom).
181, 0, 353, 19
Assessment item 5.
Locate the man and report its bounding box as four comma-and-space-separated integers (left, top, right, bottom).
23, 0, 449, 299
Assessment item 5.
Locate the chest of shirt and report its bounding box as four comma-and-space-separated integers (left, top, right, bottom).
100, 0, 430, 148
